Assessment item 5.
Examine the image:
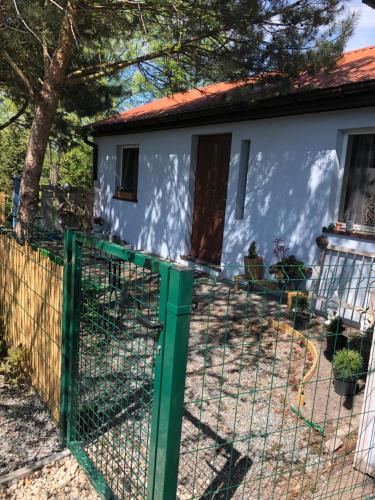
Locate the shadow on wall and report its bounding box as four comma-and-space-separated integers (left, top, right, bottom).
99, 148, 192, 262
97, 132, 341, 269
222, 141, 340, 269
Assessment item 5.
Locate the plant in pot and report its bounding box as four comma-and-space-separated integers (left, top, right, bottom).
244, 241, 264, 280
325, 317, 347, 360
269, 240, 312, 290
292, 295, 312, 330
332, 348, 363, 397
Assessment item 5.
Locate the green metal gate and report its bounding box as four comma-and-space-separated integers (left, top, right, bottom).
60, 231, 194, 499
60, 233, 375, 499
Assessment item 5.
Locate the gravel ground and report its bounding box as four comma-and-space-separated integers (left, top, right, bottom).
0, 456, 99, 500
178, 285, 318, 499
0, 375, 98, 499
0, 375, 61, 475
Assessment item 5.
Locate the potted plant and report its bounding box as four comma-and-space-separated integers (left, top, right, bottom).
269, 240, 312, 290
244, 241, 264, 280
332, 348, 363, 397
325, 317, 347, 359
292, 295, 312, 330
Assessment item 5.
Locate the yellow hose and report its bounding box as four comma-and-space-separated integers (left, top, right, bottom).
270, 319, 319, 408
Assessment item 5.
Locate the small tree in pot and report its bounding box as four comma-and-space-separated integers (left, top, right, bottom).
244, 242, 264, 280
332, 349, 363, 397
292, 295, 312, 331
325, 317, 347, 360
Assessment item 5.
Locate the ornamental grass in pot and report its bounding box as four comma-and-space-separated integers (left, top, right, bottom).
292, 295, 312, 331
325, 317, 347, 360
332, 348, 363, 397
244, 241, 264, 280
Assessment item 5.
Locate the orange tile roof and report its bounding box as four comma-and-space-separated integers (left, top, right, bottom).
91, 45, 375, 130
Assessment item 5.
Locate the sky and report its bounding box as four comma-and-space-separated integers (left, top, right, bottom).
346, 0, 375, 50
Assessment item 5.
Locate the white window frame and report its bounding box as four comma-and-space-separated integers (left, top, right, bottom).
336, 128, 375, 235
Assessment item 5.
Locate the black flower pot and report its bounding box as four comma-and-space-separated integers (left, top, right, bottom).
294, 313, 310, 331
334, 377, 357, 397
325, 333, 347, 360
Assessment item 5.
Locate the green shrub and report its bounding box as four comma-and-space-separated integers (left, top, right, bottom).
247, 241, 259, 259
0, 345, 29, 385
332, 349, 363, 380
292, 295, 311, 315
269, 255, 312, 281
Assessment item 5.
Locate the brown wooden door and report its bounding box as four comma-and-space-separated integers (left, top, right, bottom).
189, 134, 232, 265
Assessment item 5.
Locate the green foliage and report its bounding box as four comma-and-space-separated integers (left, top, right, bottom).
0, 1, 354, 109
0, 0, 355, 217
269, 255, 312, 281
292, 295, 311, 316
0, 99, 28, 191
0, 97, 91, 189
332, 349, 363, 380
0, 345, 29, 385
247, 241, 259, 259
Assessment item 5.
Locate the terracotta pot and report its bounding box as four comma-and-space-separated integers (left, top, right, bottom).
244, 256, 264, 280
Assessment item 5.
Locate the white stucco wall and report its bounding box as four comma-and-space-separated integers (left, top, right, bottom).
95, 107, 375, 271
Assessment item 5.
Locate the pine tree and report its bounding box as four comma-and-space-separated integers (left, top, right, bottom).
0, 0, 354, 239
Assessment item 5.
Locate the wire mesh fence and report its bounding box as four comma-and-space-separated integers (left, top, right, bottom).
65, 234, 165, 498
1, 189, 374, 500
178, 262, 375, 500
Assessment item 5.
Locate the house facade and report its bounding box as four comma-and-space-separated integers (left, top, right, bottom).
89, 47, 375, 274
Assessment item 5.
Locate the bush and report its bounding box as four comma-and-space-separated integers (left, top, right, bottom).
332, 349, 363, 380
247, 241, 259, 259
292, 295, 311, 315
269, 255, 312, 281
0, 345, 29, 385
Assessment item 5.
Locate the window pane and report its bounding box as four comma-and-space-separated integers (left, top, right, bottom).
121, 148, 139, 194
343, 134, 375, 226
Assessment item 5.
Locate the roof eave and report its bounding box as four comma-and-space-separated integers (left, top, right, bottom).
88, 79, 375, 137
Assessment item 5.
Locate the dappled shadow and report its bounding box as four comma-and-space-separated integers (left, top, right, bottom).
95, 112, 354, 276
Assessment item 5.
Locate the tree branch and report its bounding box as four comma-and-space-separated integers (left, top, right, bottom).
0, 100, 28, 131
2, 50, 35, 97
65, 35, 211, 85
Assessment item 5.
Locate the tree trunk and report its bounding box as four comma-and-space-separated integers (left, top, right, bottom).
15, 1, 79, 241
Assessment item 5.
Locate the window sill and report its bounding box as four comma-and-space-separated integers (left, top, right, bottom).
113, 192, 137, 203
322, 226, 375, 241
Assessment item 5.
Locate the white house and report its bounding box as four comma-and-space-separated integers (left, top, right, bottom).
87, 46, 375, 274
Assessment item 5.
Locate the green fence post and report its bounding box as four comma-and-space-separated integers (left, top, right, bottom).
60, 229, 74, 444
148, 266, 194, 500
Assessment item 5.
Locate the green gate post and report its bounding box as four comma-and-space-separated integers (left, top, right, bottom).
60, 229, 74, 443
148, 266, 194, 500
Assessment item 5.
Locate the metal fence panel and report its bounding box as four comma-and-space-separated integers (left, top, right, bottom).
61, 232, 194, 499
